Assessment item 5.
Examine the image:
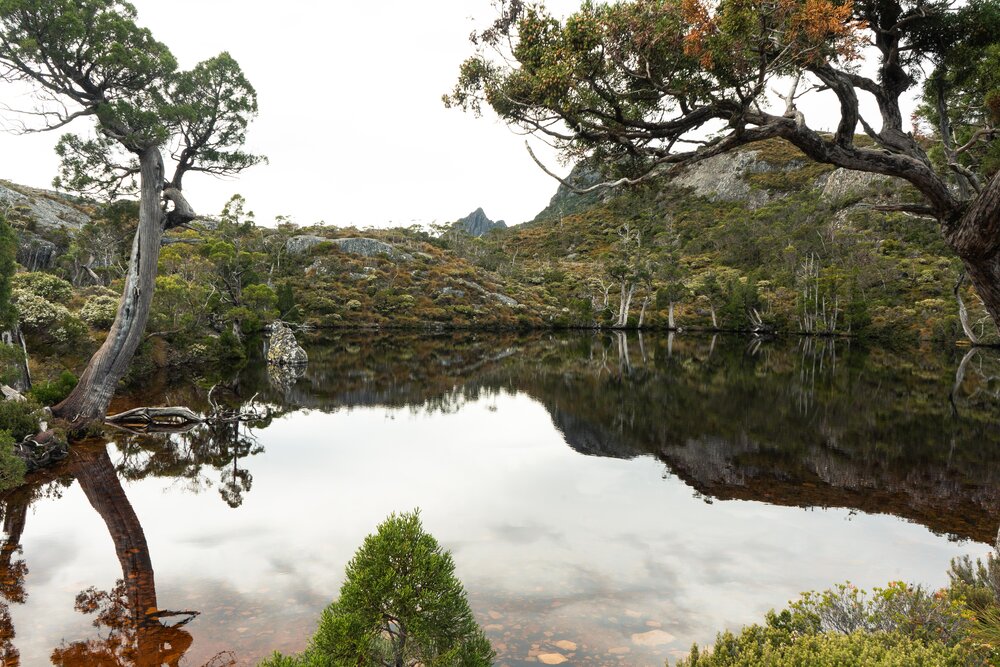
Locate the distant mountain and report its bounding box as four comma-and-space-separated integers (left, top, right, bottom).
454, 207, 507, 237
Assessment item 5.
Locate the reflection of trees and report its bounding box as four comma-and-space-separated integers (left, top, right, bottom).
113, 386, 271, 508
0, 488, 28, 665
0, 443, 203, 666
50, 448, 198, 666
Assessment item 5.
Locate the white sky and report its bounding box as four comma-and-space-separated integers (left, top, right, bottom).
0, 1, 906, 229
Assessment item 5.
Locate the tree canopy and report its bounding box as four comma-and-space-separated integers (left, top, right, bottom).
263, 510, 494, 667
0, 0, 264, 424
447, 0, 1000, 329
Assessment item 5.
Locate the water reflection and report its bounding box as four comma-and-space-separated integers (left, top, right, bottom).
111, 331, 1000, 543
1, 332, 999, 664
0, 444, 202, 667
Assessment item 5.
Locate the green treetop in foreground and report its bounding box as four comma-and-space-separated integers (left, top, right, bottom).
262, 510, 494, 667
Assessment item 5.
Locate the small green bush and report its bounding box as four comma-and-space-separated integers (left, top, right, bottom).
28, 371, 78, 406
677, 628, 976, 666
79, 294, 119, 328
0, 398, 41, 441
11, 272, 73, 303
0, 431, 26, 492
262, 510, 494, 666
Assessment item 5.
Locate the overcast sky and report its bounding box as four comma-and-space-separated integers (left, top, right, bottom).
0, 1, 903, 229
0, 0, 588, 228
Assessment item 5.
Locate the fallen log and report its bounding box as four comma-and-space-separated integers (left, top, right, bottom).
105, 406, 204, 431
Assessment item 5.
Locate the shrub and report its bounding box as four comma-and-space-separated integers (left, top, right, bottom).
262, 510, 494, 666
676, 580, 987, 666
11, 272, 73, 304
677, 628, 976, 666
12, 289, 87, 346
0, 398, 41, 441
0, 431, 25, 492
28, 371, 78, 406
79, 294, 119, 328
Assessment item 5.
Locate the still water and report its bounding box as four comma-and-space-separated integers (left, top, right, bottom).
3, 332, 998, 666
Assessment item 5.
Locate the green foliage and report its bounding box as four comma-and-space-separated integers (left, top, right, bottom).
0, 213, 16, 329
0, 397, 41, 441
675, 557, 1000, 667
79, 294, 119, 328
12, 272, 73, 303
12, 289, 87, 347
28, 371, 78, 406
0, 430, 25, 492
676, 628, 975, 666
265, 510, 494, 667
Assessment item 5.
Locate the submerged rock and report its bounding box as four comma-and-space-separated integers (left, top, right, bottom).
267, 322, 308, 367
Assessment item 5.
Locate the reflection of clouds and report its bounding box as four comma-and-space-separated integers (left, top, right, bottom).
489, 522, 566, 546
12, 393, 995, 666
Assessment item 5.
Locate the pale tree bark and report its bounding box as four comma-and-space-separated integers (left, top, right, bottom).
52, 148, 195, 426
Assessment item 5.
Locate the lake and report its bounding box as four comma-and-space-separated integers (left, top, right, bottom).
3, 332, 998, 666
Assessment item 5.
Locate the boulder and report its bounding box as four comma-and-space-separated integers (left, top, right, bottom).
287, 235, 412, 261
267, 322, 308, 367
820, 168, 893, 203
1, 385, 26, 402
286, 235, 327, 255
331, 237, 412, 261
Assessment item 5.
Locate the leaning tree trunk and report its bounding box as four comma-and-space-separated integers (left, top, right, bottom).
949, 173, 1000, 337
52, 148, 166, 426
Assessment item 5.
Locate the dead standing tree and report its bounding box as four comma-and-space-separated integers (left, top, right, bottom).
0, 1, 263, 428
447, 0, 1000, 334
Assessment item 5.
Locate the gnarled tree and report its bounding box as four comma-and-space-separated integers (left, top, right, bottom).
447, 0, 1000, 332
0, 0, 263, 426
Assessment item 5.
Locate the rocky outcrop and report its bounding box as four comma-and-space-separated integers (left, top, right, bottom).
819, 168, 893, 203
532, 162, 608, 222
0, 181, 90, 233
454, 208, 507, 237
16, 233, 58, 271
454, 278, 519, 308
266, 322, 308, 367
286, 235, 412, 261
332, 237, 412, 261
1, 181, 91, 269
285, 235, 327, 255
671, 150, 789, 209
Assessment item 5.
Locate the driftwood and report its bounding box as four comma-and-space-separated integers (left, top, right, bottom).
105, 407, 204, 433
105, 389, 268, 435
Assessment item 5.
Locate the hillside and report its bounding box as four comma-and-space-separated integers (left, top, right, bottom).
1, 139, 985, 387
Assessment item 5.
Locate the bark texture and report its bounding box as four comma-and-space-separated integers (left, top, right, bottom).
52, 149, 167, 425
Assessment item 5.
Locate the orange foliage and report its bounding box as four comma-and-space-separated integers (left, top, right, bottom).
681, 0, 717, 68
681, 0, 865, 70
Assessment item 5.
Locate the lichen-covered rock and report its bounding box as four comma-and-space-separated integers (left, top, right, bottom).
671, 150, 778, 209
331, 237, 412, 261
820, 168, 893, 203
0, 181, 90, 233
287, 235, 412, 261
286, 235, 327, 255
266, 322, 308, 367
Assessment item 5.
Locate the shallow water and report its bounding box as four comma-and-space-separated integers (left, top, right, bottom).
3, 332, 998, 666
